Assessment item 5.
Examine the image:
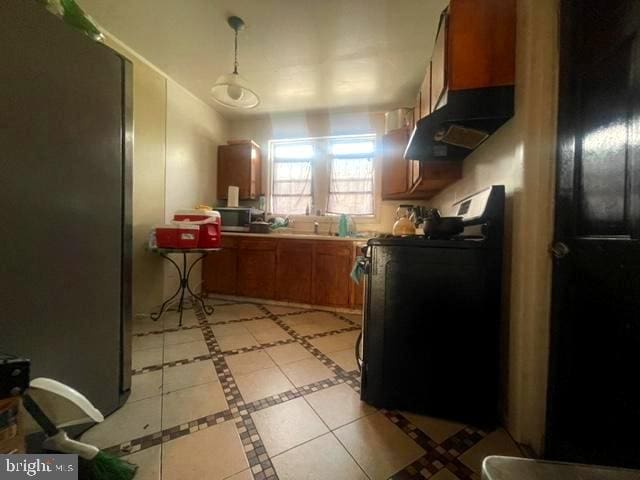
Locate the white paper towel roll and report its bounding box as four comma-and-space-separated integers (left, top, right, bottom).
227, 186, 239, 207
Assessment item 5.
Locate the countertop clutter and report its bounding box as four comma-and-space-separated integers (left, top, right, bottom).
224, 231, 372, 242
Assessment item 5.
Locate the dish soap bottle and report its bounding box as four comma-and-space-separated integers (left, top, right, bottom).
338, 214, 349, 237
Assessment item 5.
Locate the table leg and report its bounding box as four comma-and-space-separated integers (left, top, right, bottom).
150, 253, 183, 322
150, 251, 214, 325
186, 254, 214, 315
177, 253, 187, 327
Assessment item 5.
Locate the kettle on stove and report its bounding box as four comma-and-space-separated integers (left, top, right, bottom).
392, 205, 416, 236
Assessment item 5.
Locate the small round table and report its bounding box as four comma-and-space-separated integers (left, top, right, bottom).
148, 247, 221, 326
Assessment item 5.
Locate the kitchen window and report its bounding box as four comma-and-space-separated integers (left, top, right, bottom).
269, 135, 376, 216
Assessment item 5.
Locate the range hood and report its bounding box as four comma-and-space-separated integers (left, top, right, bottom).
404, 85, 514, 162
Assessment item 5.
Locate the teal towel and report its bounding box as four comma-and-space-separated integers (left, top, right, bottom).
351, 256, 365, 284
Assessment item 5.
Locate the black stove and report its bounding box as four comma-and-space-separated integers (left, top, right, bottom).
359, 185, 505, 428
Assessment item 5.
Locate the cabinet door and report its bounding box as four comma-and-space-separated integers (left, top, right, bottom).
448, 0, 516, 91
413, 161, 463, 196
381, 128, 410, 199
203, 248, 238, 295
237, 239, 276, 298
276, 240, 313, 303
431, 11, 448, 111
217, 144, 253, 200
313, 243, 353, 307
250, 145, 262, 198
420, 64, 431, 118
409, 159, 421, 192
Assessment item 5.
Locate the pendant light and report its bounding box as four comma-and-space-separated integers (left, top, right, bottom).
211, 16, 260, 109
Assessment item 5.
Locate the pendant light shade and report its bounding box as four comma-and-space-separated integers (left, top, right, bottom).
211, 16, 260, 109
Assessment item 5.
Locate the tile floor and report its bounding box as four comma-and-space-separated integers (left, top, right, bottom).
81, 298, 523, 480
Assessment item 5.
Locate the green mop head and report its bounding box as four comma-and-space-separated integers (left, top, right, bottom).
78, 451, 137, 480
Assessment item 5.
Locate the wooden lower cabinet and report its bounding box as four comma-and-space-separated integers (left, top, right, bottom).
203, 237, 238, 295
313, 243, 353, 308
203, 235, 362, 309
237, 239, 277, 299
276, 240, 314, 304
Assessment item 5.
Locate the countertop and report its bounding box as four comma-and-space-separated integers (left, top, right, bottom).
223, 231, 372, 243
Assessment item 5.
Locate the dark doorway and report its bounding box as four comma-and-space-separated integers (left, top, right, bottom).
546, 0, 640, 468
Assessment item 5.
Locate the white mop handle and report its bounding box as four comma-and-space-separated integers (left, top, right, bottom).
42, 431, 99, 460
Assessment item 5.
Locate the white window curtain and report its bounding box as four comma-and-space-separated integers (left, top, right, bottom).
271, 143, 313, 215
270, 136, 376, 216
327, 157, 374, 215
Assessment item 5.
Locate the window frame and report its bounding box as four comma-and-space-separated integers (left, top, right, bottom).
268, 134, 378, 220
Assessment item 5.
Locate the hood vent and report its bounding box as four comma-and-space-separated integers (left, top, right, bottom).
404, 85, 514, 162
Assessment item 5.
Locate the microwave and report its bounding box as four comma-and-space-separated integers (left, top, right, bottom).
216, 207, 253, 232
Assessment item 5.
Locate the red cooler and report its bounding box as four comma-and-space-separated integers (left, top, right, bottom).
155, 224, 179, 248
155, 224, 200, 249
172, 209, 222, 248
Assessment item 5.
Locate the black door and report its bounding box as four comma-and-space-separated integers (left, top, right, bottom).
546, 0, 640, 467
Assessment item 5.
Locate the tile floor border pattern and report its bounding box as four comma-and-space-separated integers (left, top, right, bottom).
118, 299, 499, 480
113, 303, 365, 465
203, 314, 273, 326
256, 303, 493, 479
131, 353, 214, 376
196, 307, 279, 480
301, 325, 362, 340
130, 301, 362, 375
202, 294, 361, 325
255, 305, 354, 383
216, 338, 298, 356
133, 322, 201, 338
381, 410, 485, 480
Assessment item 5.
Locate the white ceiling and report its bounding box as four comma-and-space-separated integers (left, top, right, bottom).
79, 0, 449, 119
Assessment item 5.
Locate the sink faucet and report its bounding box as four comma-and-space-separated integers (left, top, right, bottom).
313, 221, 319, 235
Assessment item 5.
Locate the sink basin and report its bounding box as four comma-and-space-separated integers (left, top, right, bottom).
270, 230, 359, 239
273, 230, 333, 237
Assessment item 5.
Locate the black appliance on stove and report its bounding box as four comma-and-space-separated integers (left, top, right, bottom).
360, 185, 504, 427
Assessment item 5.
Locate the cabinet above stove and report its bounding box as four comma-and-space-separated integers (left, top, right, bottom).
405, 0, 516, 163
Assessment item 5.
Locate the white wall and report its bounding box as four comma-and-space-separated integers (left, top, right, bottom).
427, 0, 559, 454
103, 35, 168, 316
103, 32, 230, 311
164, 80, 229, 295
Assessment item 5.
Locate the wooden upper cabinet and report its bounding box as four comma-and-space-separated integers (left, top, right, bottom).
420, 65, 431, 118
413, 91, 422, 127
448, 0, 516, 91
431, 12, 447, 111
217, 142, 262, 200
381, 127, 410, 199
411, 161, 463, 197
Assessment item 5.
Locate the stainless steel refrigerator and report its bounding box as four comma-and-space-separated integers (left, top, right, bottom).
0, 0, 132, 417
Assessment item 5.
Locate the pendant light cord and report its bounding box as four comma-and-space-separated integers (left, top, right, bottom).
233, 28, 239, 75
